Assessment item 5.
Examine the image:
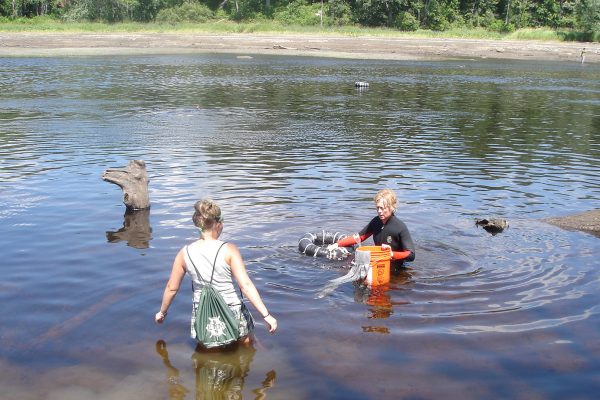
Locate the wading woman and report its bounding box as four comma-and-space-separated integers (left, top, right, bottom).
328, 189, 415, 272
155, 199, 277, 348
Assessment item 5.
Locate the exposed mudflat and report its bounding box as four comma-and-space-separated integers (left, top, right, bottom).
1, 32, 599, 63
544, 209, 600, 238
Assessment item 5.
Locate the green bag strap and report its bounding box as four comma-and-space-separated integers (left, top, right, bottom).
185, 242, 227, 286
208, 242, 226, 284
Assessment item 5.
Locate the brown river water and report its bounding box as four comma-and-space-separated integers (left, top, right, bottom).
0, 54, 599, 399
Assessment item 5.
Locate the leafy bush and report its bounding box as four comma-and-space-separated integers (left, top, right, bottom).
62, 3, 91, 22
577, 0, 600, 34
423, 0, 461, 31
155, 1, 214, 23
352, 0, 390, 27
395, 12, 419, 31
327, 0, 352, 26
218, 0, 266, 20
489, 19, 516, 33
273, 0, 323, 26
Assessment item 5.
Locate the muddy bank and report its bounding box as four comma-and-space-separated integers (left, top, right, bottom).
1, 32, 599, 63
544, 209, 600, 238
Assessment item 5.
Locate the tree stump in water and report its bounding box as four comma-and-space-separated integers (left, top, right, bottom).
102, 160, 150, 210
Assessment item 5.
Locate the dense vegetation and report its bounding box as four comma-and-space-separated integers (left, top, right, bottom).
1, 0, 598, 41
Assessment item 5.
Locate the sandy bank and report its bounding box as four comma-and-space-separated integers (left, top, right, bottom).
1, 32, 599, 63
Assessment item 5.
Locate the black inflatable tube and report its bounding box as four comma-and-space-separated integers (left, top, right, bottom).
298, 230, 352, 259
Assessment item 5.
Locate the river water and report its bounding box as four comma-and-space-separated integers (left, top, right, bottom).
1, 54, 599, 399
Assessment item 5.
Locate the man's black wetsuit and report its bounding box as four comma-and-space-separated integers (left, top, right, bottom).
359, 214, 415, 271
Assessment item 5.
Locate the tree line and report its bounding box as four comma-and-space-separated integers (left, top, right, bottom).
1, 0, 599, 39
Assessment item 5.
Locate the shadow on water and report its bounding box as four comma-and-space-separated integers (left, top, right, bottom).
155, 339, 276, 400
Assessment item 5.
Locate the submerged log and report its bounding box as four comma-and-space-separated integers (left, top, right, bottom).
102, 160, 150, 210
475, 218, 508, 235
543, 209, 600, 238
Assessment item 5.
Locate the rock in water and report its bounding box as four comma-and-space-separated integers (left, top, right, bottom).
475, 218, 508, 235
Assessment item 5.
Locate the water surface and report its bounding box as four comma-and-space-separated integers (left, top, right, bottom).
1, 54, 599, 399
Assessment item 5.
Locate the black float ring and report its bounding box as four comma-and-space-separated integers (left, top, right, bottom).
298, 230, 352, 259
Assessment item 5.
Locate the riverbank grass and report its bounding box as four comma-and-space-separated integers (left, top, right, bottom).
0, 16, 584, 42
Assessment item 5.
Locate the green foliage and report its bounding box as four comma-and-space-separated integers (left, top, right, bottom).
61, 1, 93, 22
502, 0, 532, 29
395, 11, 419, 31
0, 1, 10, 17
0, 0, 597, 41
273, 0, 322, 26
488, 18, 516, 32
134, 0, 164, 22
62, 0, 143, 22
352, 0, 402, 27
327, 0, 353, 26
414, 0, 463, 31
530, 0, 560, 27
220, 0, 266, 20
155, 1, 214, 23
577, 0, 600, 34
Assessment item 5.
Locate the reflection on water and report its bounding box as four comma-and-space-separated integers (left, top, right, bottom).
0, 54, 599, 399
356, 270, 413, 328
356, 283, 393, 323
106, 208, 153, 249
156, 340, 276, 400
157, 340, 190, 400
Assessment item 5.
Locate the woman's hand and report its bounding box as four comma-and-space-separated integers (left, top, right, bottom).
381, 244, 393, 258
155, 311, 167, 324
264, 314, 278, 333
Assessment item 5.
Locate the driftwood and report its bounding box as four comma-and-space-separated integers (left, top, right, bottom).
106, 209, 152, 249
543, 209, 600, 238
102, 160, 150, 210
475, 218, 508, 235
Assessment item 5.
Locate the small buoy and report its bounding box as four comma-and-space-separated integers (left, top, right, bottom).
354, 81, 369, 88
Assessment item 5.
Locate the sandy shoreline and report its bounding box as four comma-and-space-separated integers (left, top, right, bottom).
1, 32, 599, 63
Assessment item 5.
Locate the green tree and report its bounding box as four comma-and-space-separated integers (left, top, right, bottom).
530, 0, 561, 26
459, 0, 500, 27
421, 0, 461, 30
352, 0, 404, 26
577, 0, 600, 35
4, 0, 54, 16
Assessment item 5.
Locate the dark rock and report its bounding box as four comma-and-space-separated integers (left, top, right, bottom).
475, 218, 508, 235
